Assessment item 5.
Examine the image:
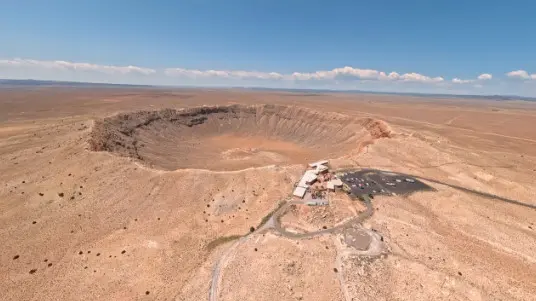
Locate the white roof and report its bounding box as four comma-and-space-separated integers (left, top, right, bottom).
327, 181, 335, 189
331, 179, 343, 186
293, 186, 307, 198
306, 169, 317, 176
308, 160, 328, 168
298, 170, 318, 187
316, 165, 329, 173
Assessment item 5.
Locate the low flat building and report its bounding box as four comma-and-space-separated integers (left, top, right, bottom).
309, 160, 328, 168
294, 160, 330, 199
331, 178, 343, 187
316, 165, 329, 174
305, 173, 318, 185
293, 186, 307, 198
298, 170, 318, 187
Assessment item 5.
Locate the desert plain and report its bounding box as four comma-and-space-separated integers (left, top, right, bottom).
0, 88, 535, 301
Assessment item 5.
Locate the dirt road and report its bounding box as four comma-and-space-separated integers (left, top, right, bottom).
208, 236, 249, 301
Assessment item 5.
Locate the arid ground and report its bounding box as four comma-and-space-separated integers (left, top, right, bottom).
1, 88, 535, 301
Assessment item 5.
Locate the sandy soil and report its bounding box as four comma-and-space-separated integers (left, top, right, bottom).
218, 233, 342, 301
0, 88, 535, 300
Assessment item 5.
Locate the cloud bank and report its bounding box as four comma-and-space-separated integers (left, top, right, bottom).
165, 66, 444, 84
506, 70, 536, 80
0, 58, 156, 75
452, 73, 493, 84
0, 58, 447, 84
2, 58, 536, 95
164, 68, 284, 80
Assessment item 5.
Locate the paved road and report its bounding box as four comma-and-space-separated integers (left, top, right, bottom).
336, 168, 535, 209
353, 168, 536, 210
414, 173, 536, 209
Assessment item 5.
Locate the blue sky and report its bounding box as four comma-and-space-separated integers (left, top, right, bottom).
1, 0, 536, 95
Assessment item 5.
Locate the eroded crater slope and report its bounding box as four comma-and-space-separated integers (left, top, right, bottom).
89, 104, 392, 171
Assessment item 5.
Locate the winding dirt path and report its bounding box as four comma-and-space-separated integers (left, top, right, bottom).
208, 236, 249, 301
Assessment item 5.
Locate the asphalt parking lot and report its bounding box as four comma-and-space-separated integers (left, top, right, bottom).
338, 169, 433, 197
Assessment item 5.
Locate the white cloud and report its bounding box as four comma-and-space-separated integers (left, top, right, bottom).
286, 67, 444, 83
452, 78, 474, 84
452, 73, 493, 84
166, 65, 445, 84
0, 58, 156, 75
477, 73, 492, 80
164, 68, 283, 80
397, 72, 444, 83
506, 70, 533, 80
289, 67, 388, 81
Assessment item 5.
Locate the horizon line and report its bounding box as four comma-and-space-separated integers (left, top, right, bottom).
1, 78, 535, 102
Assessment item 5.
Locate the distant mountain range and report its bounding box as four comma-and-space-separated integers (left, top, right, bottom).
1, 78, 535, 102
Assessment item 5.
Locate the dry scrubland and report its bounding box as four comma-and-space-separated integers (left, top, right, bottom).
0, 88, 535, 301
